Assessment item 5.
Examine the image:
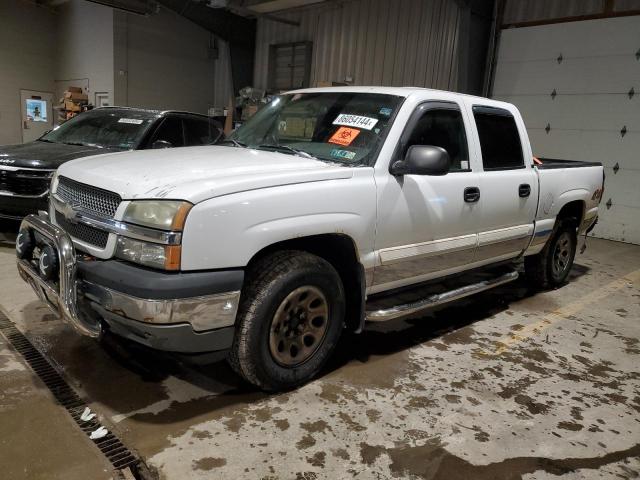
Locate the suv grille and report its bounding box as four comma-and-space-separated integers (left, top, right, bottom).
55, 211, 109, 249
56, 176, 121, 218
0, 168, 52, 196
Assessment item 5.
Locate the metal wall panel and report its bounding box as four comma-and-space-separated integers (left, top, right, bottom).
503, 0, 604, 25
252, 0, 462, 91
615, 0, 640, 11
493, 16, 640, 244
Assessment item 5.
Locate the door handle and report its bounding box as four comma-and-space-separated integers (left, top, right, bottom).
464, 187, 480, 203
519, 183, 531, 198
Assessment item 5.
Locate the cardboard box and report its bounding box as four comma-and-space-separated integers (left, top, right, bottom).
67, 86, 83, 93
64, 91, 88, 102
64, 100, 82, 112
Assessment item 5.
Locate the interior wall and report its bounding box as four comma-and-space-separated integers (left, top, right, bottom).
113, 7, 216, 114
252, 0, 464, 92
56, 0, 114, 106
0, 1, 56, 145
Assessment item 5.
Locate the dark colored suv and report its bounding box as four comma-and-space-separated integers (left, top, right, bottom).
0, 107, 223, 219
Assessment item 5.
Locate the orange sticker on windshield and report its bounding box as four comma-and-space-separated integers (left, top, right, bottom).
329, 127, 360, 146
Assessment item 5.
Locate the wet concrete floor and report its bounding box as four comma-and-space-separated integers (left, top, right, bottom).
0, 222, 639, 479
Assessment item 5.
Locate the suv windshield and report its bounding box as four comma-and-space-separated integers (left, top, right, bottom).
230, 92, 403, 166
41, 109, 158, 149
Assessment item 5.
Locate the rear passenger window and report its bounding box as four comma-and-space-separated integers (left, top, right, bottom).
183, 118, 223, 146
404, 108, 470, 172
473, 106, 524, 170
150, 116, 184, 147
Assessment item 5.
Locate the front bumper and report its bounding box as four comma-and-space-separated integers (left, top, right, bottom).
16, 214, 243, 353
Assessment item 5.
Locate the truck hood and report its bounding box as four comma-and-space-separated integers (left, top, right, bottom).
57, 145, 355, 204
0, 141, 119, 169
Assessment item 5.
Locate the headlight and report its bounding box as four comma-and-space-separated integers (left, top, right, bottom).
123, 200, 192, 231
116, 237, 181, 271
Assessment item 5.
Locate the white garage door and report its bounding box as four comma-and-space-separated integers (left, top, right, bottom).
493, 16, 640, 244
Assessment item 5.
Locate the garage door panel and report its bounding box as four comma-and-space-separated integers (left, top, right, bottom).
493, 56, 639, 96
498, 16, 640, 62
495, 16, 639, 244
527, 129, 640, 169
497, 94, 640, 133
600, 171, 640, 207
592, 204, 640, 244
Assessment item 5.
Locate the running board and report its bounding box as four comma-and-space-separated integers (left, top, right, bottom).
365, 271, 519, 322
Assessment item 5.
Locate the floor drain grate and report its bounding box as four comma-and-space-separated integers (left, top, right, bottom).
0, 311, 145, 475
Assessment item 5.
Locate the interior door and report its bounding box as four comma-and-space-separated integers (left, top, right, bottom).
469, 105, 539, 262
373, 101, 481, 292
20, 90, 53, 143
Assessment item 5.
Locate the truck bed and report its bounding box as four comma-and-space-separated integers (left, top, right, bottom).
537, 158, 602, 169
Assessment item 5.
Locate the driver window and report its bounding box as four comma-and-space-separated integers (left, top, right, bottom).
404, 108, 470, 172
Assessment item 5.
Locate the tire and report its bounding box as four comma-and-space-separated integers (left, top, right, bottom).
228, 250, 345, 391
525, 218, 577, 289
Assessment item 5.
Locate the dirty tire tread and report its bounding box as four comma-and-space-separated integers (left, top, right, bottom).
228, 250, 344, 391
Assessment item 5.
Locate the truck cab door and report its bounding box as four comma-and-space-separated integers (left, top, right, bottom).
372, 101, 481, 293
467, 105, 538, 262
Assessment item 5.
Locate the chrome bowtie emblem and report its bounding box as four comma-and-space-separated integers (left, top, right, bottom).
60, 200, 82, 224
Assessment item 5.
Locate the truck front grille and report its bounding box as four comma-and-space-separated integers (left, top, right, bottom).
56, 176, 121, 218
55, 211, 109, 249
0, 168, 52, 197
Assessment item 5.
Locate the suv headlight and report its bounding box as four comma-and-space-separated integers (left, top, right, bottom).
116, 200, 192, 270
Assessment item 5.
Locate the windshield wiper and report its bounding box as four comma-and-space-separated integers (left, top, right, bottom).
37, 138, 54, 143
256, 144, 318, 160
62, 141, 88, 147
219, 138, 247, 148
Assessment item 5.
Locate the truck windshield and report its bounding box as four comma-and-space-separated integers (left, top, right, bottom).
40, 109, 158, 149
229, 92, 403, 166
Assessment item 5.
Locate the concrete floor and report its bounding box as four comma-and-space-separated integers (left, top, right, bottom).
0, 222, 639, 479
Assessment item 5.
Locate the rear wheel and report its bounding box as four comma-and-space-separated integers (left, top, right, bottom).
228, 250, 345, 391
525, 219, 577, 289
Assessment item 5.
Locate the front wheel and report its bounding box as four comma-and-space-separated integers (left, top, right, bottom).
525, 219, 577, 289
228, 251, 345, 391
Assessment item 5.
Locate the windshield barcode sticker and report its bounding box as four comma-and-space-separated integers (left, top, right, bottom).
118, 118, 144, 124
333, 114, 378, 131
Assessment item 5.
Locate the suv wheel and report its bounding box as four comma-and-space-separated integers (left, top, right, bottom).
228, 250, 345, 391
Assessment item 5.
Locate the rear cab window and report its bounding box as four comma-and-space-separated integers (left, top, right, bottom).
472, 106, 524, 170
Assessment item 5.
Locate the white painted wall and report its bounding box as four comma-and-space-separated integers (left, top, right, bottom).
56, 0, 115, 106
0, 1, 56, 145
113, 7, 216, 114
493, 16, 640, 244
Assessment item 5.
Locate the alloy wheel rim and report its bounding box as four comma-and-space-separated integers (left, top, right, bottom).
269, 285, 329, 367
552, 232, 572, 278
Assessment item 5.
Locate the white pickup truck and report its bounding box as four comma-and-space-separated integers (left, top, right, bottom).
16, 87, 604, 391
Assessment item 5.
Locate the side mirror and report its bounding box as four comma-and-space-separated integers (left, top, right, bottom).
152, 139, 173, 149
390, 145, 451, 176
